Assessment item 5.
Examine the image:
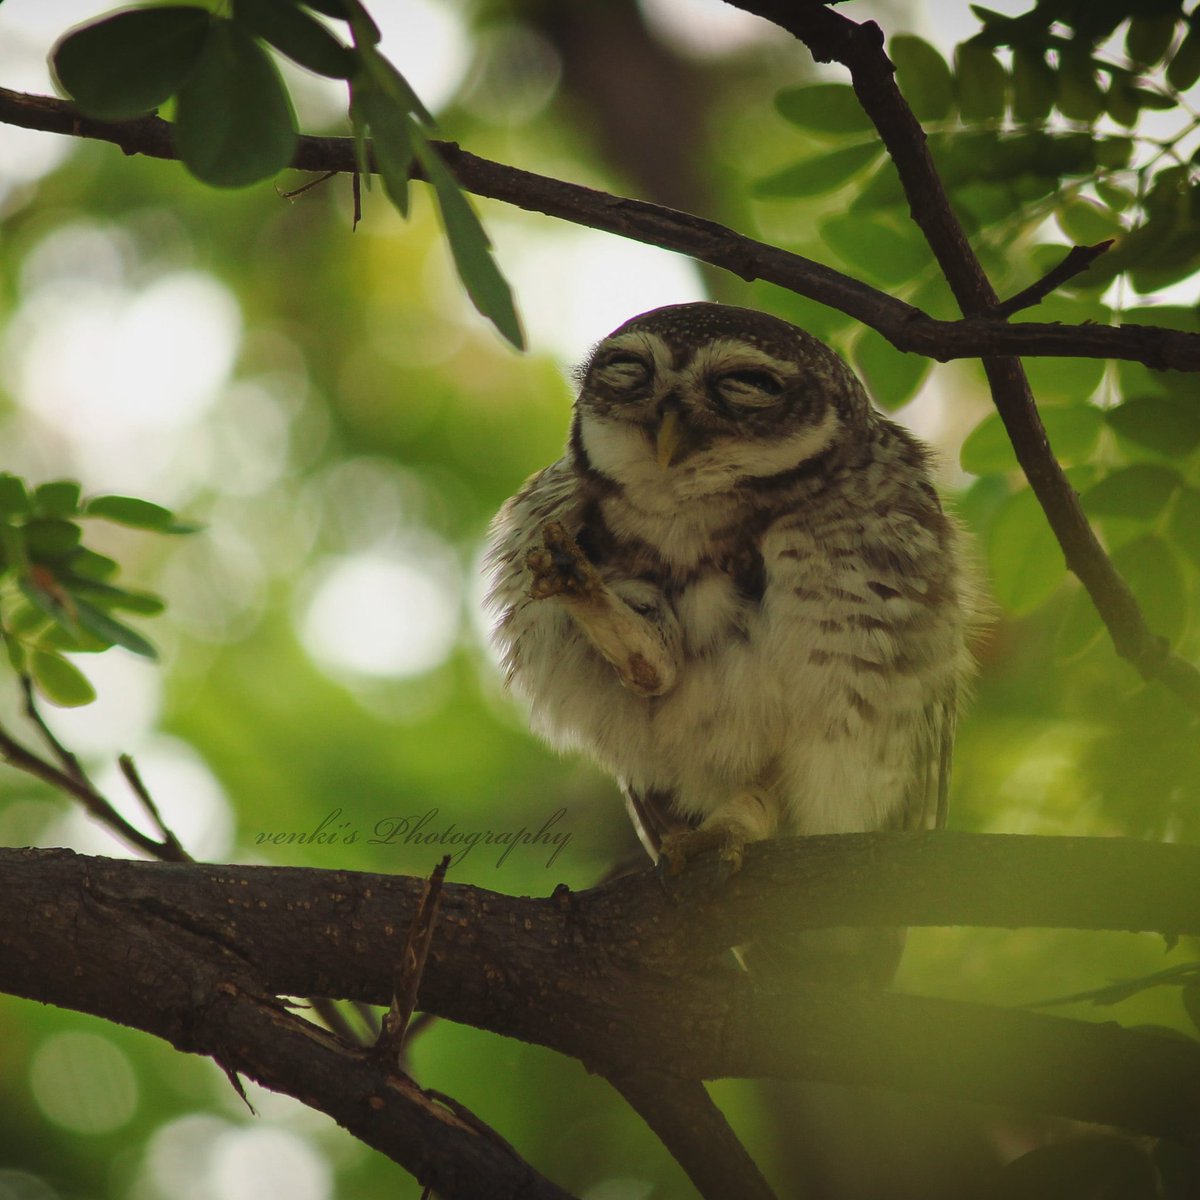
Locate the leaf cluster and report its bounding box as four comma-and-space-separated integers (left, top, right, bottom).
50, 0, 522, 347
0, 475, 195, 707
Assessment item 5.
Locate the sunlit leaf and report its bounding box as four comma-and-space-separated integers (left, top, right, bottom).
954, 42, 1007, 121
359, 46, 434, 126
987, 488, 1066, 615
1111, 536, 1187, 645
753, 143, 880, 199
1055, 584, 1105, 660
352, 85, 414, 214
820, 214, 931, 285
1056, 197, 1124, 244
1168, 487, 1200, 568
961, 405, 1103, 476
774, 84, 874, 136
30, 650, 96, 708
411, 124, 524, 349
64, 577, 167, 616
852, 329, 930, 412
890, 35, 954, 121
175, 20, 298, 188
85, 494, 194, 533
233, 0, 357, 78
1082, 465, 1183, 519
52, 7, 211, 120
66, 548, 119, 580
1106, 396, 1200, 459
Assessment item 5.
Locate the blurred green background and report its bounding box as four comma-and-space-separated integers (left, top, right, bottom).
2, 0, 1200, 1197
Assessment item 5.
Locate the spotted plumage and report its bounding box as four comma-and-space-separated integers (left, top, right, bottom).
486, 303, 974, 928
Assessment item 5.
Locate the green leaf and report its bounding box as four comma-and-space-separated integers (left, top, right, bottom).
25, 519, 82, 560
32, 480, 82, 518
30, 650, 96, 708
351, 85, 414, 215
19, 576, 76, 631
0, 474, 30, 519
753, 143, 880, 199
73, 597, 158, 660
1056, 50, 1104, 123
1169, 487, 1200, 568
1055, 584, 1105, 660
1056, 197, 1123, 244
1095, 180, 1135, 212
851, 329, 931, 412
961, 404, 1104, 476
5, 635, 26, 674
820, 213, 931, 285
848, 159, 906, 212
987, 487, 1066, 615
1126, 14, 1179, 68
890, 35, 954, 121
1112, 535, 1187, 645
1167, 27, 1200, 90
64, 578, 167, 616
302, 0, 350, 18
175, 20, 298, 188
1107, 396, 1200, 459
1011, 46, 1055, 122
52, 7, 211, 120
410, 124, 524, 349
85, 494, 178, 531
233, 0, 357, 78
65, 548, 119, 580
1082, 464, 1182, 519
359, 46, 433, 126
954, 42, 1007, 122
774, 84, 874, 136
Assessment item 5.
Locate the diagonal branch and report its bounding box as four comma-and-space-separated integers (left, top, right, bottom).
722, 0, 1200, 714
0, 86, 1197, 371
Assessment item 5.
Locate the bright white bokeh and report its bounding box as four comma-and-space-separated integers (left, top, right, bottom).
39, 651, 163, 758
494, 220, 707, 365
640, 0, 780, 58
300, 545, 461, 680
208, 1126, 332, 1200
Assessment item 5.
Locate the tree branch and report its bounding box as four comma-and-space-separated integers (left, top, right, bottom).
1, 86, 1197, 372
721, 0, 1200, 714
5, 838, 1200, 1146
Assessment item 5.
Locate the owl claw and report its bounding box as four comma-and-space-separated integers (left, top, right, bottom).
658, 826, 746, 880
526, 521, 601, 601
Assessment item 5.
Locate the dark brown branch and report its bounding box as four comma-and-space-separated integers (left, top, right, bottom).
607, 1072, 780, 1200
995, 241, 1115, 318
723, 1, 1200, 714
1, 86, 1197, 371
6, 838, 1200, 1145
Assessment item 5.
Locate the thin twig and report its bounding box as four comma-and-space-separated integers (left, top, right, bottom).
117, 753, 190, 861
0, 86, 1196, 371
994, 240, 1115, 318
725, 0, 1200, 714
20, 675, 88, 783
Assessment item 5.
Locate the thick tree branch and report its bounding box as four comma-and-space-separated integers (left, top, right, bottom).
5, 839, 1200, 1146
1, 86, 1197, 372
722, 1, 1200, 714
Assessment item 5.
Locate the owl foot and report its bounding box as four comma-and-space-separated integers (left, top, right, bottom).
659, 824, 747, 880
526, 521, 602, 601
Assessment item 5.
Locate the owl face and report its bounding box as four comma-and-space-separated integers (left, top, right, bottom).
572, 303, 868, 500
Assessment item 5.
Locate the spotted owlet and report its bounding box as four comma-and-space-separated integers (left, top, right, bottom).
486, 303, 973, 972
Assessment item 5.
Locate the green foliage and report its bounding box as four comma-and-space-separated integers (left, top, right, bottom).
0, 473, 193, 706
50, 0, 523, 347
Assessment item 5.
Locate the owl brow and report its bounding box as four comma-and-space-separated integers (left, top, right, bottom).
686, 340, 802, 381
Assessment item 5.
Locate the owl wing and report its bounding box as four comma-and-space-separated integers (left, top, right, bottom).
897, 686, 957, 832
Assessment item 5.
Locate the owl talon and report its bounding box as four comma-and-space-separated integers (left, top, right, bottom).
526, 521, 600, 601
659, 826, 746, 879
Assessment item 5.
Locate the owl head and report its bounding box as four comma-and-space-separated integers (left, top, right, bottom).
571, 302, 870, 501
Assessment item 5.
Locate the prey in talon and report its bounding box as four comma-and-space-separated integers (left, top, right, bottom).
486, 302, 978, 981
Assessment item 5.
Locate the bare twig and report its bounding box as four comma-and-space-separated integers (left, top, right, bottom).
0, 86, 1196, 371
994, 241, 1115, 318
378, 855, 449, 1061
724, 0, 1200, 714
608, 1071, 781, 1200
117, 753, 189, 861
20, 675, 87, 783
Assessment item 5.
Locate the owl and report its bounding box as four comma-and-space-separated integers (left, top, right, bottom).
485, 303, 973, 969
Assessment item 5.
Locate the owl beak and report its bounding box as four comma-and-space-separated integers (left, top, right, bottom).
655, 410, 683, 469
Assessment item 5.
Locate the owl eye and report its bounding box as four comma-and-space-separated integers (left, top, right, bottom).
713, 369, 785, 408
595, 354, 652, 391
